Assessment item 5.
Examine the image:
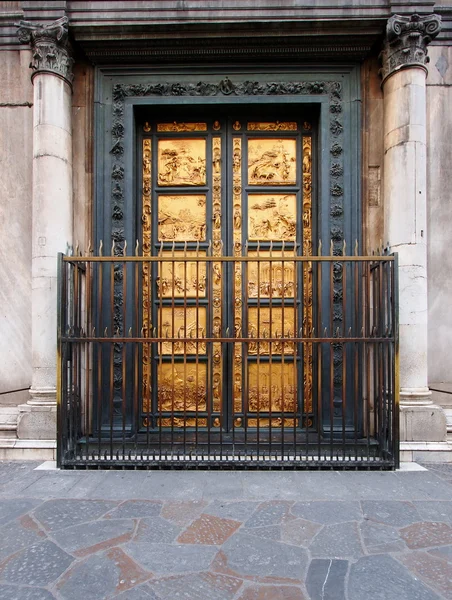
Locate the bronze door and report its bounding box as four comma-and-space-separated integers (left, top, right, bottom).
141, 117, 313, 434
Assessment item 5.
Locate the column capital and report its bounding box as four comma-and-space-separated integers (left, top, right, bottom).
16, 16, 74, 87
380, 13, 442, 84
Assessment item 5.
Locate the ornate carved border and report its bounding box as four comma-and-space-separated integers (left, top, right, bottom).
108, 77, 345, 416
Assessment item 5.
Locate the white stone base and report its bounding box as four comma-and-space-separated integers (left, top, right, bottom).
400, 404, 447, 442
17, 402, 57, 440
400, 441, 452, 463
0, 439, 56, 460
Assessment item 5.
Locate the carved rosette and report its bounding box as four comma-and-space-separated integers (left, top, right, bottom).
380, 13, 441, 83
16, 17, 74, 86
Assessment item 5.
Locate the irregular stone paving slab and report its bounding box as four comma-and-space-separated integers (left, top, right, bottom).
359, 520, 407, 554
0, 540, 73, 586
0, 514, 47, 562
244, 501, 292, 528
400, 522, 452, 549
112, 584, 159, 599
57, 547, 150, 600
306, 558, 348, 600
203, 501, 257, 522
244, 525, 281, 541
413, 501, 452, 523
123, 542, 217, 574
19, 474, 81, 498
0, 585, 56, 600
160, 500, 207, 526
348, 555, 442, 600
361, 501, 421, 527
220, 533, 307, 580
429, 545, 452, 563
291, 501, 361, 524
50, 518, 135, 556
134, 516, 181, 543
33, 499, 117, 531
149, 572, 243, 600
281, 517, 322, 547
237, 584, 305, 599
0, 499, 42, 526
395, 473, 452, 501
309, 522, 364, 559
105, 500, 162, 519
400, 550, 452, 598
178, 513, 241, 545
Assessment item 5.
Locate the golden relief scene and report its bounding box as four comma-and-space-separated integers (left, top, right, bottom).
248, 363, 296, 414
157, 363, 207, 413
248, 194, 297, 241
158, 138, 206, 186
159, 307, 207, 355
247, 308, 295, 355
247, 252, 296, 298
248, 138, 296, 185
157, 252, 207, 298
158, 194, 206, 241
248, 122, 297, 132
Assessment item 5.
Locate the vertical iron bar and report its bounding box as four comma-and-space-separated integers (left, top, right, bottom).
109, 258, 115, 461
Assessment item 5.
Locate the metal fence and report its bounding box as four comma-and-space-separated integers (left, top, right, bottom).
57, 248, 399, 469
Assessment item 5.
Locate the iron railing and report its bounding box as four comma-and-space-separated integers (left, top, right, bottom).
57, 248, 399, 469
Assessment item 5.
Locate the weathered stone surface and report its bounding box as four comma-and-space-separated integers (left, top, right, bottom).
244, 501, 292, 528
359, 520, 406, 554
57, 547, 150, 600
291, 501, 361, 524
306, 559, 348, 600
50, 518, 135, 556
33, 499, 117, 531
348, 555, 442, 600
134, 516, 181, 543
0, 499, 41, 526
245, 525, 281, 541
178, 514, 241, 545
309, 522, 364, 559
106, 500, 162, 519
0, 540, 73, 586
124, 542, 217, 574
150, 572, 243, 600
281, 518, 322, 547
160, 500, 207, 526
203, 501, 257, 522
413, 501, 452, 523
400, 550, 452, 598
221, 533, 307, 580
112, 585, 159, 599
237, 584, 305, 599
400, 522, 452, 549
0, 586, 56, 600
0, 514, 47, 562
362, 501, 421, 527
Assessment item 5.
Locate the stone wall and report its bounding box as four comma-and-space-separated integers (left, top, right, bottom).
0, 48, 33, 405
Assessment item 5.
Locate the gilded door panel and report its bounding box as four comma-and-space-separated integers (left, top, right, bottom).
159, 307, 207, 354
248, 138, 297, 185
157, 251, 207, 298
247, 194, 297, 241
157, 138, 206, 186
157, 195, 207, 241
247, 252, 296, 299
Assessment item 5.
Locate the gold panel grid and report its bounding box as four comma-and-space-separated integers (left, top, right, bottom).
157, 251, 207, 298
248, 193, 297, 241
158, 195, 206, 241
157, 362, 207, 413
248, 138, 297, 185
158, 138, 206, 186
247, 251, 296, 299
247, 307, 296, 355
159, 307, 207, 355
248, 362, 297, 414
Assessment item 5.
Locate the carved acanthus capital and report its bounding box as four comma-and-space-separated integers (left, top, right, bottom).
16, 17, 74, 86
380, 13, 442, 83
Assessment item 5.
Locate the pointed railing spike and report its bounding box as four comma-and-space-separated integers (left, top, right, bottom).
342, 240, 346, 256
123, 240, 127, 256
75, 240, 80, 256
354, 239, 359, 256
318, 239, 322, 256
111, 239, 116, 255
104, 327, 108, 337
330, 240, 334, 256
99, 240, 103, 256
128, 327, 132, 337
135, 240, 140, 256
87, 239, 93, 254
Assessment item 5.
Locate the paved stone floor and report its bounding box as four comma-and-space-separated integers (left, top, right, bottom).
0, 462, 451, 599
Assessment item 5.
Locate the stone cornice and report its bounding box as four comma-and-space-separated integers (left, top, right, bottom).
380, 13, 442, 83
16, 17, 74, 86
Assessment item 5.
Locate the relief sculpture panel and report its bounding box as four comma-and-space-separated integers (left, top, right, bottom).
157, 251, 207, 298
247, 251, 295, 298
158, 195, 206, 241
248, 138, 296, 185
247, 308, 295, 355
158, 363, 207, 413
158, 138, 206, 186
248, 363, 297, 421
248, 194, 297, 241
159, 307, 207, 355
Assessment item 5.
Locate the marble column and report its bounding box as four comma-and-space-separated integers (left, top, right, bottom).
16, 17, 74, 439
381, 13, 446, 441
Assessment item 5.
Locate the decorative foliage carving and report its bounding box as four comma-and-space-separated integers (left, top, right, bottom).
16, 17, 74, 85
380, 13, 442, 82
